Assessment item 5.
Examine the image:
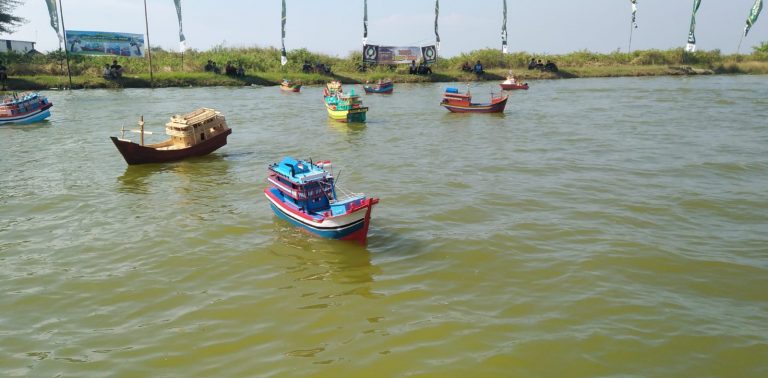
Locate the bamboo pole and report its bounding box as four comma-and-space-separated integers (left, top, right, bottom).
58, 0, 72, 89
143, 0, 154, 86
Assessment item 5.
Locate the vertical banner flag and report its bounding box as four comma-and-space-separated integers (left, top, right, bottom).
501, 0, 508, 53
744, 0, 763, 36
631, 0, 638, 28
686, 0, 702, 52
173, 0, 186, 51
434, 0, 440, 50
363, 0, 368, 45
281, 0, 287, 65
44, 0, 63, 43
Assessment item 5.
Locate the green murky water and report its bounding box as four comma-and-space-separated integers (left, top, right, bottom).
1, 75, 767, 377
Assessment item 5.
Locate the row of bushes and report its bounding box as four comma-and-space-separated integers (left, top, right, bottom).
3, 44, 768, 76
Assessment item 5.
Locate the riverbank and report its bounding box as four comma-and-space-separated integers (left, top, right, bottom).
6, 61, 768, 90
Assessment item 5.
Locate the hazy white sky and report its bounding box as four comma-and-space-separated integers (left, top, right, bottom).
3, 0, 767, 57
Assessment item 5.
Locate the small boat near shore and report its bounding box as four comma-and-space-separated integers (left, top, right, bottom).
265, 157, 379, 245
280, 79, 302, 92
110, 107, 232, 165
499, 81, 529, 90
363, 79, 394, 94
323, 81, 368, 123
499, 72, 529, 90
0, 92, 53, 125
440, 87, 508, 113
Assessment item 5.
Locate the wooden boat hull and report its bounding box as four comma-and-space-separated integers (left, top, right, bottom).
110, 128, 232, 165
441, 96, 508, 113
265, 187, 378, 245
325, 103, 368, 123
0, 103, 53, 125
499, 83, 529, 90
363, 83, 394, 94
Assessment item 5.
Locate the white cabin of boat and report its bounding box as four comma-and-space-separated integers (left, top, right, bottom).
160, 107, 229, 149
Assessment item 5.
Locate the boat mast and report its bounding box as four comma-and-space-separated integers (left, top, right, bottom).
139, 116, 145, 146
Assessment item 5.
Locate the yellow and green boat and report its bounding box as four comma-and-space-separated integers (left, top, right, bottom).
322, 81, 368, 123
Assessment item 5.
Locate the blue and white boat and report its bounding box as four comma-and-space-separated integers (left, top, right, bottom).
0, 92, 53, 125
265, 157, 379, 245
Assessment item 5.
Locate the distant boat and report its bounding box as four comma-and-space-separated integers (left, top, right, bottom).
499, 82, 528, 90
440, 87, 508, 113
363, 79, 394, 94
499, 76, 529, 90
110, 107, 232, 165
323, 81, 368, 122
0, 92, 53, 125
265, 157, 379, 245
280, 79, 302, 92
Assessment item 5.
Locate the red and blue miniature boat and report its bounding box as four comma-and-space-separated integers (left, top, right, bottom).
363, 79, 394, 94
265, 157, 379, 245
440, 87, 508, 113
0, 92, 53, 125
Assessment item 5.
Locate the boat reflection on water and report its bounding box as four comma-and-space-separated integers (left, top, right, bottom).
116, 154, 231, 195
270, 226, 381, 287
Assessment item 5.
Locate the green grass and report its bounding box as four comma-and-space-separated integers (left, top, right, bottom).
3, 46, 768, 90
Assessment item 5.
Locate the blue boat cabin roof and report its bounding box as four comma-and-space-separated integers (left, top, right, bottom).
272, 157, 327, 185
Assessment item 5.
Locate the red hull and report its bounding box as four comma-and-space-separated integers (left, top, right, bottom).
499, 83, 529, 90
110, 128, 232, 165
441, 96, 508, 113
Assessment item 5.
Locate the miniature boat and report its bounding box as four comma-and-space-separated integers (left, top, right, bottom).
499, 73, 529, 90
499, 81, 529, 90
323, 81, 368, 123
265, 157, 379, 245
110, 107, 232, 165
0, 92, 53, 125
363, 79, 394, 94
280, 79, 302, 92
440, 87, 508, 113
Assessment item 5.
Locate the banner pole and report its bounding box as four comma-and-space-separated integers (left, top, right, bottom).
143, 0, 154, 86
58, 0, 72, 89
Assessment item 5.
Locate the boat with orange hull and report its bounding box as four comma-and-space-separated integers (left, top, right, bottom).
440, 87, 508, 113
110, 107, 232, 165
499, 82, 529, 90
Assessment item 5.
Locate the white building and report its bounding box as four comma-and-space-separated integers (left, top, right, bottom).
0, 39, 37, 54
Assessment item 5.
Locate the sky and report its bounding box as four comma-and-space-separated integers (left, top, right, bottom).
3, 0, 767, 58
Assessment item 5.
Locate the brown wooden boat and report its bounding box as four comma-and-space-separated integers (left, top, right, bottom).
110, 107, 232, 165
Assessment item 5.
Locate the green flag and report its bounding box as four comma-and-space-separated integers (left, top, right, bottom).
686, 0, 702, 52
44, 0, 62, 43
745, 0, 763, 36
502, 0, 508, 53
363, 0, 368, 45
435, 0, 440, 50
173, 0, 186, 51
281, 0, 287, 65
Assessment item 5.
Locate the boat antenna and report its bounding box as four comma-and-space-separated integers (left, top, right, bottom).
120, 123, 126, 139
139, 115, 145, 146
331, 169, 342, 194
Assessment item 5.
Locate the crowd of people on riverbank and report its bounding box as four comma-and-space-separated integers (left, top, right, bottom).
528, 58, 559, 72
204, 60, 245, 77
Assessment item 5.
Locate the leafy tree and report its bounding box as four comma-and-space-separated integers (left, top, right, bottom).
0, 0, 25, 34
754, 41, 768, 54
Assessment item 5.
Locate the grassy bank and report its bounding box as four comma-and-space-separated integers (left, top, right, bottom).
4, 46, 768, 90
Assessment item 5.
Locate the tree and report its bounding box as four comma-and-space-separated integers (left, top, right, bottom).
754, 41, 768, 54
0, 0, 25, 34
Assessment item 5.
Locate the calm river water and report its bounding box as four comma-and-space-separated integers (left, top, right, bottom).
1, 75, 767, 377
